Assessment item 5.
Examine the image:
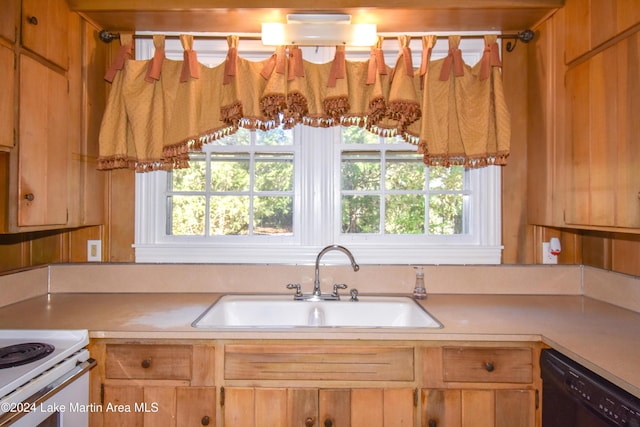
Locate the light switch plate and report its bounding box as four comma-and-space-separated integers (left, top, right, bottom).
87, 240, 102, 262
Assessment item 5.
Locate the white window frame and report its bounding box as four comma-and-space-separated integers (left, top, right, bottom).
133, 34, 503, 265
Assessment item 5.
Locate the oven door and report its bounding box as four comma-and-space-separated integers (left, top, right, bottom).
2, 358, 95, 427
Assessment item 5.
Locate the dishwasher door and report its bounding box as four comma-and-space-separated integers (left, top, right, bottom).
540, 349, 640, 427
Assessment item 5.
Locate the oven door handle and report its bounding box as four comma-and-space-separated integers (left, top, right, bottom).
0, 358, 97, 426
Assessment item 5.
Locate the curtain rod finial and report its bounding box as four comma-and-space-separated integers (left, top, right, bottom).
99, 30, 120, 43
505, 29, 534, 52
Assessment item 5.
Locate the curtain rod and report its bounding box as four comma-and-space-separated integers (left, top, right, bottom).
98, 29, 534, 52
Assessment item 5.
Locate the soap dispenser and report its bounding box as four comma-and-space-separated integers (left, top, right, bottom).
413, 266, 427, 300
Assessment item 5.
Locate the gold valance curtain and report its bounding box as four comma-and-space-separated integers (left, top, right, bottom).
98, 34, 511, 172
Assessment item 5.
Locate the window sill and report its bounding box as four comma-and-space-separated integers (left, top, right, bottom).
134, 243, 503, 265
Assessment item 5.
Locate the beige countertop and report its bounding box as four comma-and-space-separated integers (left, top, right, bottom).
0, 293, 638, 397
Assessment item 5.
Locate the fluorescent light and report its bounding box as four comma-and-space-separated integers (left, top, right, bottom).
261, 14, 377, 46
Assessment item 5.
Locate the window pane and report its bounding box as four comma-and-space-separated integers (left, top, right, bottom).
210, 128, 250, 146
168, 195, 206, 236
210, 154, 250, 192
341, 152, 380, 191
429, 194, 464, 235
342, 126, 379, 145
385, 152, 425, 191
383, 135, 408, 145
254, 196, 293, 235
256, 127, 293, 146
210, 195, 250, 235
170, 155, 206, 192
255, 153, 294, 191
385, 194, 425, 234
341, 195, 380, 233
429, 166, 464, 191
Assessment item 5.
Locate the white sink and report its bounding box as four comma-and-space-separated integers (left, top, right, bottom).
192, 295, 443, 328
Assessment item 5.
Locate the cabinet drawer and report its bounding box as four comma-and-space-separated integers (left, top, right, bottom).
225, 344, 414, 382
106, 344, 192, 380
442, 347, 532, 384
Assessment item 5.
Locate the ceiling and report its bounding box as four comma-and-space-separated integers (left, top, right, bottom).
68, 0, 564, 35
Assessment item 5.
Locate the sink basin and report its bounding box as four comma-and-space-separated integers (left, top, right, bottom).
192, 295, 443, 328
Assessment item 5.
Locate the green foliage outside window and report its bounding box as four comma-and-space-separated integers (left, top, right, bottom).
167, 126, 465, 237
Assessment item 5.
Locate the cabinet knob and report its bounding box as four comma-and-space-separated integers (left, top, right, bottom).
24, 193, 35, 202
201, 415, 210, 425
141, 359, 151, 369
324, 419, 333, 427
428, 420, 438, 427
484, 361, 495, 372
27, 16, 38, 25
304, 417, 315, 427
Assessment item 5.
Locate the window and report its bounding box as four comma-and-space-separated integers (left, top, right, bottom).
134, 36, 502, 264
167, 127, 296, 237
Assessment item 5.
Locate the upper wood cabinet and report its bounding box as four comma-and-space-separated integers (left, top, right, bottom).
0, 45, 14, 150
565, 31, 640, 228
529, 2, 640, 232
565, 0, 640, 64
21, 0, 69, 69
526, 9, 567, 227
0, 0, 17, 43
1, 1, 108, 233
18, 55, 69, 226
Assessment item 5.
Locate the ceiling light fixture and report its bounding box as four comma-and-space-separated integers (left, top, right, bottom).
261, 14, 377, 47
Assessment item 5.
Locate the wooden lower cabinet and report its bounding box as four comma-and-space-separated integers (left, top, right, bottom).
90, 340, 542, 427
223, 387, 414, 427
421, 389, 535, 427
421, 345, 541, 427
89, 341, 217, 427
102, 384, 216, 427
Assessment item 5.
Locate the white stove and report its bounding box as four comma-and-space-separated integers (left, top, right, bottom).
0, 330, 94, 426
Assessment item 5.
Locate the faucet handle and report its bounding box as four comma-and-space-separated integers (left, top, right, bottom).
332, 283, 348, 297
350, 288, 359, 302
286, 283, 302, 298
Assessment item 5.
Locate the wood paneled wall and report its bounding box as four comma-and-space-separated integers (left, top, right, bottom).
2, 4, 640, 277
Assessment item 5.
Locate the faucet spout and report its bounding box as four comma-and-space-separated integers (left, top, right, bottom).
313, 245, 359, 297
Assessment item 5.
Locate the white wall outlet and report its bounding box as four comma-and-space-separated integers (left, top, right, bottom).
87, 240, 102, 262
542, 242, 558, 264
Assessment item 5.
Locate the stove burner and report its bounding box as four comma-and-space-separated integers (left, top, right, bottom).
0, 343, 55, 369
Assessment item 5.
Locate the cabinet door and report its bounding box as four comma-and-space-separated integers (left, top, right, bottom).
422, 389, 463, 427
18, 54, 68, 226
143, 386, 177, 427
320, 389, 351, 426
176, 387, 216, 427
0, 45, 14, 149
615, 32, 640, 228
225, 387, 413, 427
421, 389, 535, 427
461, 390, 495, 427
495, 390, 535, 427
288, 388, 318, 426
565, 60, 591, 226
21, 0, 69, 69
103, 384, 144, 427
225, 387, 288, 426
566, 36, 640, 228
177, 387, 217, 426
0, 0, 17, 42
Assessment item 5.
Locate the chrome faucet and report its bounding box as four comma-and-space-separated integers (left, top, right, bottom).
312, 245, 359, 299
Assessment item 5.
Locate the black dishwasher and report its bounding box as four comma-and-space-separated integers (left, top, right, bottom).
541, 349, 640, 426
